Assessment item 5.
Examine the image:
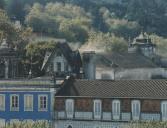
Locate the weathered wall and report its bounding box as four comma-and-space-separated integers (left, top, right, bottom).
96, 67, 167, 80
55, 98, 161, 113
75, 98, 93, 112
141, 100, 160, 113
83, 52, 96, 80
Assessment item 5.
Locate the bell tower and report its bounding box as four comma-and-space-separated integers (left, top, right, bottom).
128, 32, 156, 58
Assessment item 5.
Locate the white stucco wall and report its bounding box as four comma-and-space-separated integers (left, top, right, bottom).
96, 67, 167, 80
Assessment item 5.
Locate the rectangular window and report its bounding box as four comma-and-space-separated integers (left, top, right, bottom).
10, 95, 19, 111
161, 101, 167, 121
112, 100, 120, 120
93, 100, 102, 119
38, 95, 48, 111
57, 62, 61, 72
49, 63, 54, 72
132, 100, 140, 120
65, 99, 74, 119
0, 94, 5, 111
24, 95, 33, 111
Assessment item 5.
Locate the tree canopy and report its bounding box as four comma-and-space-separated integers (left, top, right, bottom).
25, 3, 92, 43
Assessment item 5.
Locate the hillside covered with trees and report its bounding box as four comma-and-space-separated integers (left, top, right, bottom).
1, 0, 167, 76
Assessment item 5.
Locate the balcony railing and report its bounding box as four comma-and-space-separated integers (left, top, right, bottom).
54, 111, 161, 122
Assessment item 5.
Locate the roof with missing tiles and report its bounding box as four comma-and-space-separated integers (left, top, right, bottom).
56, 78, 167, 99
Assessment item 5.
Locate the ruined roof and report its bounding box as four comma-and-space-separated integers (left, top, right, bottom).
56, 78, 167, 99
0, 39, 18, 57
41, 42, 82, 70
96, 52, 158, 68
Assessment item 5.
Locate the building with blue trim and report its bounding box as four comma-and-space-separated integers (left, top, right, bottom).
0, 78, 58, 124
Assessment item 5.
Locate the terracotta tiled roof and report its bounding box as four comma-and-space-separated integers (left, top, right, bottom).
57, 79, 167, 99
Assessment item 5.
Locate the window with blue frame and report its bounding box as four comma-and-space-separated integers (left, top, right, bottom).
10, 95, 19, 111
24, 95, 33, 111
0, 94, 5, 111
38, 95, 48, 111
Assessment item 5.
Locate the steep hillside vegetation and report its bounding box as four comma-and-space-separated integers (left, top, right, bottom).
0, 0, 167, 76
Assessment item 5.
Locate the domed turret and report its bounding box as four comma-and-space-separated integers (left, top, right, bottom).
128, 32, 156, 58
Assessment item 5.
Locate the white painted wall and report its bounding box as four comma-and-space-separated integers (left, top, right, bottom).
96, 67, 167, 80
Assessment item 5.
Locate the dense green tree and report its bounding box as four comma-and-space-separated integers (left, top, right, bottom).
26, 2, 92, 43
126, 0, 167, 36
0, 9, 18, 43
25, 40, 57, 76
81, 31, 128, 53
99, 7, 141, 39
7, 0, 25, 21
0, 0, 5, 9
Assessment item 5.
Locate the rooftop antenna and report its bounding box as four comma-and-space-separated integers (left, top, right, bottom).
128, 36, 131, 47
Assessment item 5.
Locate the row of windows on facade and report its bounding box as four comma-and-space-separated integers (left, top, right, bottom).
0, 94, 48, 111
65, 99, 167, 120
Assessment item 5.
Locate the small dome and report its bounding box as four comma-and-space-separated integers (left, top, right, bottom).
137, 32, 149, 40
0, 39, 9, 49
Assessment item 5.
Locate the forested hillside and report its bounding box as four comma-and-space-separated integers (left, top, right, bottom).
2, 0, 167, 36
1, 0, 167, 76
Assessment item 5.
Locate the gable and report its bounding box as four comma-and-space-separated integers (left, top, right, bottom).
41, 42, 82, 71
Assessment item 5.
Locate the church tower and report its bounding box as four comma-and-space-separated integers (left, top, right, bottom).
128, 32, 156, 58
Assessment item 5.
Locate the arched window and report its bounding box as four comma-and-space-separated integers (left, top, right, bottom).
131, 100, 140, 120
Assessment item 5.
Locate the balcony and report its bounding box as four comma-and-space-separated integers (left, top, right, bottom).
54, 111, 161, 122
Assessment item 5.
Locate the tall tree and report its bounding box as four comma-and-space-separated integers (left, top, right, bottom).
7, 0, 25, 22
0, 0, 5, 9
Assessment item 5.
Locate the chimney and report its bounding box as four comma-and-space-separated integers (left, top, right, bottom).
82, 51, 96, 80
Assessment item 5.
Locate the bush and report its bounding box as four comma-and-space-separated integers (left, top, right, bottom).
2, 120, 51, 128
